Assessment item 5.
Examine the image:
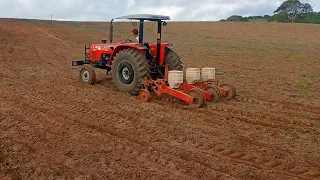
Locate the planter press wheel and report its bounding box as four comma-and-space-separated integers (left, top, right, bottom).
139, 89, 151, 102
186, 88, 206, 108
79, 64, 96, 85
219, 83, 236, 100
204, 85, 221, 103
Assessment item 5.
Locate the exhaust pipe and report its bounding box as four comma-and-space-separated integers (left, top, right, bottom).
109, 19, 114, 43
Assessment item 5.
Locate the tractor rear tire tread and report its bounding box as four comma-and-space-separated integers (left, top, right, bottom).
165, 50, 183, 71
112, 48, 151, 95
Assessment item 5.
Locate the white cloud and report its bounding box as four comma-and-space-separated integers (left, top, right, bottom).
127, 0, 136, 9
135, 6, 186, 20
190, 3, 237, 20
0, 0, 319, 21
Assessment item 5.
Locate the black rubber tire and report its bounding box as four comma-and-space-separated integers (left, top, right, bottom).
112, 48, 151, 95
79, 64, 96, 85
165, 49, 183, 71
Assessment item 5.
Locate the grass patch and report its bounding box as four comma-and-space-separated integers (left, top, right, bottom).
314, 122, 320, 133
310, 75, 320, 79
207, 53, 221, 59
233, 165, 252, 179
225, 140, 237, 148
297, 55, 305, 60
301, 74, 307, 78
255, 57, 264, 62
253, 67, 269, 72
234, 102, 247, 109
229, 72, 246, 78
248, 19, 268, 22
296, 82, 313, 90
283, 55, 292, 61
230, 117, 243, 126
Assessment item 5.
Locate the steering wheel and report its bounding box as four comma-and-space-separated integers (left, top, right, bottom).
124, 39, 133, 43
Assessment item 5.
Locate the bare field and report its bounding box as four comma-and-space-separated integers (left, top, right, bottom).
0, 18, 320, 180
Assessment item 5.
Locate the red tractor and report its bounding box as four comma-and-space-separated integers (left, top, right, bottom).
72, 14, 182, 94
72, 14, 235, 107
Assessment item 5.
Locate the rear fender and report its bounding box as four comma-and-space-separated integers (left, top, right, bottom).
109, 44, 147, 66
149, 43, 174, 65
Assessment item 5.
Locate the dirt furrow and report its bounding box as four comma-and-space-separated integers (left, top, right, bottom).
1, 101, 183, 178
60, 104, 320, 179
235, 96, 320, 115
10, 91, 318, 180
0, 97, 230, 179
208, 105, 318, 133
178, 140, 320, 179
150, 97, 317, 134
2, 87, 299, 155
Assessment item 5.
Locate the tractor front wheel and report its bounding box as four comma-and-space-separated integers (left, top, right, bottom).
79, 64, 96, 85
112, 48, 151, 95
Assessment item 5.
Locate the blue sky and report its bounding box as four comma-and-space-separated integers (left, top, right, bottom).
0, 0, 319, 21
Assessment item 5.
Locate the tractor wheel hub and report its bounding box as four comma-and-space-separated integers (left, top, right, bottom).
122, 67, 130, 80
117, 60, 134, 85
81, 70, 89, 82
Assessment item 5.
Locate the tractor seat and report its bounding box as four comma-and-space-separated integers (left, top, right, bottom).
143, 43, 153, 61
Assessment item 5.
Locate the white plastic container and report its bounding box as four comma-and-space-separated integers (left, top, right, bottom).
168, 70, 183, 88
201, 67, 216, 81
186, 68, 201, 84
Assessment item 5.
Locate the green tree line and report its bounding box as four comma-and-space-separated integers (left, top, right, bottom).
220, 0, 320, 24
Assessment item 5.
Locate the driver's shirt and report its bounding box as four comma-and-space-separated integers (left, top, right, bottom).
136, 36, 139, 43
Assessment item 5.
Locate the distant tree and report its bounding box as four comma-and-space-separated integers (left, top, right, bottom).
268, 13, 291, 22
295, 12, 320, 24
247, 16, 263, 19
274, 0, 313, 23
227, 15, 249, 22
263, 15, 271, 19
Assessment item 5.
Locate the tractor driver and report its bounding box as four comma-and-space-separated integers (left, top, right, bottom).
131, 28, 139, 43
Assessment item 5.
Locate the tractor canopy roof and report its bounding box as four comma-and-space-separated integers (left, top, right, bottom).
114, 14, 170, 21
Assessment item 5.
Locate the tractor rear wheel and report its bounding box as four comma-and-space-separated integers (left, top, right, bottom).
79, 64, 96, 85
112, 48, 151, 95
165, 49, 183, 71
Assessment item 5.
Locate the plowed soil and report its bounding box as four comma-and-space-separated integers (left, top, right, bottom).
1, 18, 320, 180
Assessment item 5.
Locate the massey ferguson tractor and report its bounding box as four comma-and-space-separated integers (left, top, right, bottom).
72, 14, 236, 108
